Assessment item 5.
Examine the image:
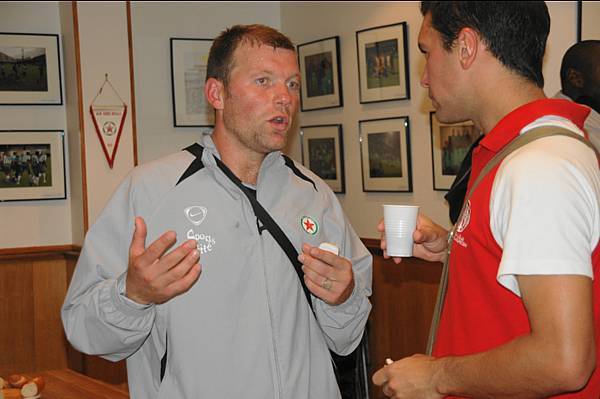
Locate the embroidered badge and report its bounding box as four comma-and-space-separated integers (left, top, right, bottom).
456, 200, 471, 233
454, 200, 470, 248
301, 216, 318, 235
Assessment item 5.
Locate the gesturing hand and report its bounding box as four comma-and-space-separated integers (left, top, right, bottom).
299, 243, 354, 305
126, 217, 202, 305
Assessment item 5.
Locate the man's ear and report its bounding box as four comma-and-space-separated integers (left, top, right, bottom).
567, 68, 585, 89
457, 27, 478, 69
205, 77, 225, 110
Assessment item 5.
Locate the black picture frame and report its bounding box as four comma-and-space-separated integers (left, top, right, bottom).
577, 1, 600, 42
300, 124, 345, 193
429, 111, 481, 191
356, 22, 410, 104
297, 36, 343, 112
170, 38, 214, 127
0, 130, 66, 201
359, 116, 412, 192
0, 32, 62, 105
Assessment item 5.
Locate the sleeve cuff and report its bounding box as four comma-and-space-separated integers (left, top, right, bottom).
316, 281, 366, 324
115, 272, 155, 314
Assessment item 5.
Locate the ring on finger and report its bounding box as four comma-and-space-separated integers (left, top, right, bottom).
321, 277, 333, 290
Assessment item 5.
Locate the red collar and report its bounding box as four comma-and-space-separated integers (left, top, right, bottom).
479, 98, 591, 153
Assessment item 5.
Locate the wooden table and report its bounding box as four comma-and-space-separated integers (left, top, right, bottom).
20, 369, 129, 399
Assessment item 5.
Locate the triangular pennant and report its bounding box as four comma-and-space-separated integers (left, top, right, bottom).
90, 104, 127, 168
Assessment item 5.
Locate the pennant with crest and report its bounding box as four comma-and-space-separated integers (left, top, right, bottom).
90, 74, 127, 168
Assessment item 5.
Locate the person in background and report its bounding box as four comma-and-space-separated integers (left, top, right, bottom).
555, 39, 600, 150
62, 24, 372, 399
373, 2, 600, 398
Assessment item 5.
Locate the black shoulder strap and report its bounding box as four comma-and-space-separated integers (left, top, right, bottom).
162, 147, 316, 383
212, 155, 316, 316
178, 145, 312, 310
177, 143, 205, 185
282, 155, 318, 192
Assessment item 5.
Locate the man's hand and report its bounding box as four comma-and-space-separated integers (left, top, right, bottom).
372, 354, 443, 399
377, 212, 449, 264
126, 217, 202, 305
298, 243, 354, 305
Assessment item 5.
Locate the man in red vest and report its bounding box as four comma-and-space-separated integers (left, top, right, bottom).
373, 2, 600, 398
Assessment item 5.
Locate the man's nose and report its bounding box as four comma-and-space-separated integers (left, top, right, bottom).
274, 83, 292, 107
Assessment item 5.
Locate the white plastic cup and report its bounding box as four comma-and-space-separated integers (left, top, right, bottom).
383, 205, 419, 257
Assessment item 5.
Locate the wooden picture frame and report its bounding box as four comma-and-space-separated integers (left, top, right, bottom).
359, 116, 412, 192
356, 22, 410, 104
300, 124, 345, 193
0, 32, 62, 105
297, 36, 343, 111
429, 111, 481, 191
0, 130, 66, 201
170, 38, 214, 127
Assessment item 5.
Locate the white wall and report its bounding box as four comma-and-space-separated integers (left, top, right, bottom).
0, 1, 582, 249
0, 2, 72, 248
76, 2, 136, 226
131, 2, 281, 164
59, 1, 84, 246
281, 1, 579, 238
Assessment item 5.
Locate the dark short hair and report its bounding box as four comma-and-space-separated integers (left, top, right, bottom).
420, 1, 550, 88
206, 24, 295, 87
560, 40, 600, 88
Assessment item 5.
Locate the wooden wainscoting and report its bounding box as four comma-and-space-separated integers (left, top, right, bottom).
0, 247, 127, 387
0, 249, 72, 376
1, 242, 441, 397
362, 239, 442, 399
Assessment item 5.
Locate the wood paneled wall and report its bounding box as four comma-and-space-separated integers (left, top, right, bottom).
363, 239, 442, 399
0, 248, 126, 387
0, 243, 441, 397
0, 250, 71, 376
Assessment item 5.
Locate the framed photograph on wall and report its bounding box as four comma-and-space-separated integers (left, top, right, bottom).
297, 36, 343, 111
359, 116, 411, 192
170, 38, 214, 127
356, 22, 410, 103
0, 130, 66, 202
577, 1, 600, 41
429, 111, 481, 191
0, 33, 62, 105
300, 124, 345, 193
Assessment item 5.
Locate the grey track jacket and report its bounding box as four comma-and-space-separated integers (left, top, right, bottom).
62, 132, 373, 399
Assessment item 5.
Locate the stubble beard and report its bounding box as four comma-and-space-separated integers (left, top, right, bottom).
223, 111, 289, 156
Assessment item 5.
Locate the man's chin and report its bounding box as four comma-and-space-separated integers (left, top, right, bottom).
264, 134, 287, 153
434, 110, 470, 125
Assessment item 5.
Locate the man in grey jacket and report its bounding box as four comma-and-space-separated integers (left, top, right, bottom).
62, 24, 372, 399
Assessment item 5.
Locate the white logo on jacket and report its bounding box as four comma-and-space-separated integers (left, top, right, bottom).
184, 205, 215, 254
185, 206, 207, 225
